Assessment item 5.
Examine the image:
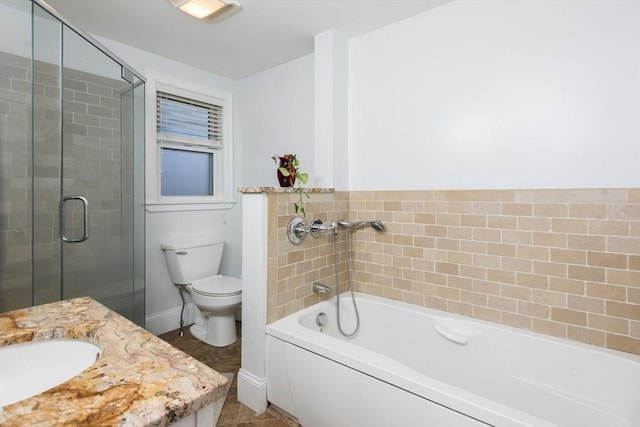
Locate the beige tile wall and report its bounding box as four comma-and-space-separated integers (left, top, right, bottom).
267, 191, 349, 323
270, 188, 640, 355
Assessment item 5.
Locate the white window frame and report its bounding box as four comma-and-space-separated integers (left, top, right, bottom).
145, 71, 234, 212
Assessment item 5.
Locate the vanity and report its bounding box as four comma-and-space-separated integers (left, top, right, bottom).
0, 297, 227, 426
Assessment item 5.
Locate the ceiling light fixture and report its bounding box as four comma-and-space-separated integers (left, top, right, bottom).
170, 0, 239, 20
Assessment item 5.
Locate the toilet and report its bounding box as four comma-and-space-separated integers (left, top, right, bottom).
161, 237, 242, 347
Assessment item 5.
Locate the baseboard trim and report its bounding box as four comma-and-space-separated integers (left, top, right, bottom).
146, 303, 194, 335
237, 368, 267, 414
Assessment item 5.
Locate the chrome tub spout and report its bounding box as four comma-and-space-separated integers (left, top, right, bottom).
312, 282, 331, 294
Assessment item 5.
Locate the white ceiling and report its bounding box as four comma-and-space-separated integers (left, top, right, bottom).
44, 0, 449, 80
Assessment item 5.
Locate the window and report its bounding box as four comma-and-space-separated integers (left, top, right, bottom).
156, 91, 222, 198
160, 148, 213, 196
145, 74, 234, 212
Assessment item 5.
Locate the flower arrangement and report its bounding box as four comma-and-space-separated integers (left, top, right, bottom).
272, 154, 309, 217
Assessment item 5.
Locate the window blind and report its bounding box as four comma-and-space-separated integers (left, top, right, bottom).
156, 91, 223, 147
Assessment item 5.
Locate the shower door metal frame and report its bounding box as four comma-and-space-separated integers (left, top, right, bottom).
33, 0, 145, 86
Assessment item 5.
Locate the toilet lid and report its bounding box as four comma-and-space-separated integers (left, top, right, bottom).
192, 275, 242, 297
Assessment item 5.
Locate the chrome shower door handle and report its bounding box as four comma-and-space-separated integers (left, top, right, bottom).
60, 195, 89, 243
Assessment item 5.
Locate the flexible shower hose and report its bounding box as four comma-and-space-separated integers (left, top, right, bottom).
333, 227, 360, 337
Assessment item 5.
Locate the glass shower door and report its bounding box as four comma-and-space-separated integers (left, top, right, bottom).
0, 0, 33, 313
29, 3, 144, 325
32, 0, 62, 307
57, 26, 141, 319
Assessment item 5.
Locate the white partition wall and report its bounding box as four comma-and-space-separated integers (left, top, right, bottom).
238, 192, 268, 413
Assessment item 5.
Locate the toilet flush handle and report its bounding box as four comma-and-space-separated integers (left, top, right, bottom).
176, 251, 188, 255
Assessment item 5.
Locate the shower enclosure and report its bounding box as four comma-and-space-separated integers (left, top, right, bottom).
0, 0, 145, 325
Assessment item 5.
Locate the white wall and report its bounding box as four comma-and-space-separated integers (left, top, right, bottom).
0, 3, 136, 80
237, 54, 315, 187
349, 0, 640, 190
97, 37, 243, 334
0, 2, 32, 57
314, 30, 350, 190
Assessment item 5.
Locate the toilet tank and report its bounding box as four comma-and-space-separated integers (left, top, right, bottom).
161, 237, 224, 285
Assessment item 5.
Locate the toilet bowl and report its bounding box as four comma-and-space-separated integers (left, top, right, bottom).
161, 238, 242, 347
188, 275, 242, 346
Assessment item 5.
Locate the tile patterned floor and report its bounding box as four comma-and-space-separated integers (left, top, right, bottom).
159, 323, 298, 427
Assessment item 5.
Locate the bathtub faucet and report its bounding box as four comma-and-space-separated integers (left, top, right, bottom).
309, 219, 338, 237
287, 217, 338, 245
312, 282, 331, 294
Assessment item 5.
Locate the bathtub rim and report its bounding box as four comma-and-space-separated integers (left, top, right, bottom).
267, 291, 640, 363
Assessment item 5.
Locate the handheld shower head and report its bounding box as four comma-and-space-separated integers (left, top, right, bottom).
369, 220, 386, 232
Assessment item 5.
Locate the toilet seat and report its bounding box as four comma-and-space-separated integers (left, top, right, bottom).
191, 275, 242, 297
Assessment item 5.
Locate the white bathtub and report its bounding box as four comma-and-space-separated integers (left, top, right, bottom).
266, 292, 640, 427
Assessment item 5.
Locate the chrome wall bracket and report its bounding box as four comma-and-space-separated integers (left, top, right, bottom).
286, 218, 341, 245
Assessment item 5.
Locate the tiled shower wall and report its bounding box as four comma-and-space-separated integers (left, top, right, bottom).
0, 50, 126, 311
272, 188, 640, 355
0, 51, 32, 311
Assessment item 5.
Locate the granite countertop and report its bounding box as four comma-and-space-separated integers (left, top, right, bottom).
238, 186, 334, 194
0, 297, 227, 426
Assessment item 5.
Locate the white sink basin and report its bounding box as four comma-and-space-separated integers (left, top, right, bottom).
0, 339, 101, 407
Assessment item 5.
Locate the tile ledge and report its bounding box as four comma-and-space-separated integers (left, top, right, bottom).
238, 186, 334, 194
